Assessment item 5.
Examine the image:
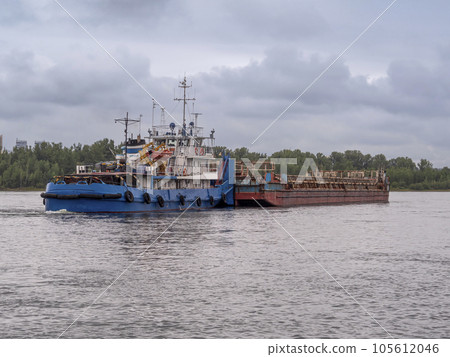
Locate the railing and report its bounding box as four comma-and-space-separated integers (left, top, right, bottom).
166, 163, 218, 177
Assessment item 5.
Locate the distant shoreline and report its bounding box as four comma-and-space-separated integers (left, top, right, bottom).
391, 189, 450, 192
2, 188, 450, 193
0, 188, 44, 192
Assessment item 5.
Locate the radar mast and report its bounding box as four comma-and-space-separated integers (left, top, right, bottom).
174, 76, 195, 135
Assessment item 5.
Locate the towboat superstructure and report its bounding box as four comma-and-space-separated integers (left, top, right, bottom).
41, 77, 234, 213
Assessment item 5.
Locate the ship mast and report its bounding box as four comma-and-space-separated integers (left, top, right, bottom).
115, 112, 140, 172
174, 76, 195, 136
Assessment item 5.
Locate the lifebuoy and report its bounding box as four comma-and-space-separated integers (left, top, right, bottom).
196, 197, 202, 207
157, 195, 165, 207
200, 147, 205, 156
195, 147, 199, 155
143, 192, 151, 204
209, 195, 214, 205
179, 195, 185, 206
125, 190, 134, 203
183, 168, 187, 176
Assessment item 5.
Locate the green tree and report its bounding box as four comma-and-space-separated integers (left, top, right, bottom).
388, 157, 417, 170
418, 158, 433, 171
372, 154, 388, 169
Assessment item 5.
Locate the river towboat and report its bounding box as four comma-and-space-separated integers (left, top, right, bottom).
41, 77, 234, 213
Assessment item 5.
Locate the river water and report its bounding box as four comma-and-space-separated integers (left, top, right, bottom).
0, 191, 448, 338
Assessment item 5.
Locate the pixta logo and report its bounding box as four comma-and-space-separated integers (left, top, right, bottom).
239, 157, 324, 184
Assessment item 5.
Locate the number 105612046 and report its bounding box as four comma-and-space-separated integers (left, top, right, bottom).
373, 343, 439, 354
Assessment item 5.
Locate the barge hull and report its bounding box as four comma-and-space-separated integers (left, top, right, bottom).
235, 189, 389, 207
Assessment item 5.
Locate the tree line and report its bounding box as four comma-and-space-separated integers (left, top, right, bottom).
214, 146, 450, 190
0, 140, 449, 190
0, 139, 116, 189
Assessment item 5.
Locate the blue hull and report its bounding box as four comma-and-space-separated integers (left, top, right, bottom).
43, 183, 234, 213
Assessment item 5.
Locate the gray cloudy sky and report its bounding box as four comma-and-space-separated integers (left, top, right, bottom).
1, 0, 450, 166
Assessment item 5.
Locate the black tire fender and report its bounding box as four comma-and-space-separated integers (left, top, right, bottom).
41, 192, 57, 199
103, 193, 122, 199
57, 194, 79, 199
157, 195, 165, 207
125, 190, 134, 203
79, 193, 103, 199
143, 192, 151, 204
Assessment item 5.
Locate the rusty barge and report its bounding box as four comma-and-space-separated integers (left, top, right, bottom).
234, 162, 389, 207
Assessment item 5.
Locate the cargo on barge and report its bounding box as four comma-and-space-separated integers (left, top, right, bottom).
234, 161, 389, 207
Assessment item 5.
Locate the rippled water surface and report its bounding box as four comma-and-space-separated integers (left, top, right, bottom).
0, 191, 449, 338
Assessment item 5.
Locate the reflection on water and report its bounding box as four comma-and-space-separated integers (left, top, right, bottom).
0, 191, 449, 338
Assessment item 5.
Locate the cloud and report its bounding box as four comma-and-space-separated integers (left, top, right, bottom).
1, 0, 450, 166
0, 0, 36, 25
190, 47, 450, 166
2, 44, 450, 166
